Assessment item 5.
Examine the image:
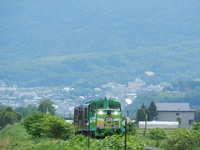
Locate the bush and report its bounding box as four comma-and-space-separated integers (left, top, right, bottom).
22, 112, 75, 140
22, 112, 45, 136
192, 122, 200, 131
0, 106, 22, 128
42, 115, 74, 140
166, 129, 200, 150
149, 128, 167, 140
127, 122, 137, 135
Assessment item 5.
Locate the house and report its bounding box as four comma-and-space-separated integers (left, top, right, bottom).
156, 103, 195, 128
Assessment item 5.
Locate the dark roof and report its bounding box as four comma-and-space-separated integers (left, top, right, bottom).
156, 103, 195, 112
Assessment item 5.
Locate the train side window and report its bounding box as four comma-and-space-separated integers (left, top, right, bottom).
84, 108, 87, 119
92, 105, 96, 111
98, 104, 103, 109
74, 109, 78, 119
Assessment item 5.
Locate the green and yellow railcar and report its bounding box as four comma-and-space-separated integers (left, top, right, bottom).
74, 98, 124, 138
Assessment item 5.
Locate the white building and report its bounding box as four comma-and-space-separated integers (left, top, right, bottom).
156, 103, 195, 128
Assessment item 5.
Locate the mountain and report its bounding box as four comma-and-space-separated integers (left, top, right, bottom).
0, 0, 200, 87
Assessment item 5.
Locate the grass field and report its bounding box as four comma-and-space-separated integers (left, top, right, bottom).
1, 123, 200, 150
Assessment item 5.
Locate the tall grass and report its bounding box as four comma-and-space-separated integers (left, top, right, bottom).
1, 123, 72, 150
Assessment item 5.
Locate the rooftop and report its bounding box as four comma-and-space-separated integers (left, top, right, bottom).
156, 103, 195, 112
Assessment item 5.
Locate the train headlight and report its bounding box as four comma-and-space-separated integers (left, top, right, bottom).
98, 110, 104, 115
114, 111, 118, 115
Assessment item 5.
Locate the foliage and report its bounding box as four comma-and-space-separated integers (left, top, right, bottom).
22, 111, 45, 136
127, 90, 186, 116
38, 99, 55, 116
1, 1, 200, 88
22, 112, 74, 140
171, 81, 200, 92
192, 122, 200, 131
147, 101, 158, 121
15, 104, 37, 118
166, 129, 200, 150
0, 106, 22, 128
148, 128, 167, 140
184, 87, 200, 106
1, 123, 146, 150
136, 107, 146, 123
2, 120, 200, 150
136, 101, 158, 123
41, 115, 74, 140
127, 122, 137, 135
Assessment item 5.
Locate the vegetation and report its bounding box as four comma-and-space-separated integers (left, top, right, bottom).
15, 104, 37, 118
136, 101, 158, 123
38, 99, 56, 116
0, 106, 21, 128
166, 129, 200, 150
149, 128, 167, 140
22, 112, 74, 140
1, 122, 200, 150
1, 1, 200, 88
126, 122, 137, 135
127, 82, 200, 117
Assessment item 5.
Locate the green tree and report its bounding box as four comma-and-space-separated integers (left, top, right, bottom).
42, 115, 74, 140
22, 112, 45, 135
136, 104, 146, 123
22, 112, 74, 139
0, 106, 22, 128
2, 112, 15, 126
127, 122, 137, 135
38, 99, 55, 116
15, 104, 37, 118
147, 101, 158, 121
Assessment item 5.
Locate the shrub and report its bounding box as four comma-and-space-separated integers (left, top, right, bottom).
192, 122, 200, 131
42, 115, 74, 140
149, 128, 167, 140
22, 112, 74, 140
166, 129, 200, 150
22, 112, 45, 135
127, 122, 137, 135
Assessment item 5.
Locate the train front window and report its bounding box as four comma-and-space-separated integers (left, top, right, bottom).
116, 104, 121, 109
109, 104, 114, 109
98, 104, 103, 109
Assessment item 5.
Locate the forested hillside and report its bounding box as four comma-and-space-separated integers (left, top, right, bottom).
0, 0, 200, 87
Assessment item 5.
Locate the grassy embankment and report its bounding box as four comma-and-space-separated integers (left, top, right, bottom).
0, 123, 165, 150
1, 123, 200, 150
0, 123, 70, 150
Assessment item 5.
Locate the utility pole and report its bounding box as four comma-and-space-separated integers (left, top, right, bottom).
144, 114, 148, 136
124, 110, 129, 150
0, 126, 1, 146
87, 110, 90, 148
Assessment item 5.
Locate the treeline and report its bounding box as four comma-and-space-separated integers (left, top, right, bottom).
127, 81, 200, 117
136, 101, 158, 123
0, 106, 21, 128
0, 99, 75, 140
1, 39, 200, 88
165, 80, 200, 92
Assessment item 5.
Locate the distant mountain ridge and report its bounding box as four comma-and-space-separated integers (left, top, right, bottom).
0, 0, 200, 87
